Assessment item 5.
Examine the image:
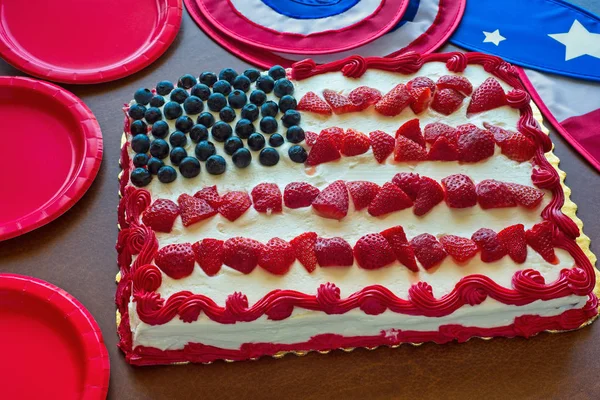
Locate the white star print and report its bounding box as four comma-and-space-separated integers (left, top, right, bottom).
482, 29, 506, 46
549, 20, 600, 61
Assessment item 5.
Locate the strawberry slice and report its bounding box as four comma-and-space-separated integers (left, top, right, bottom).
424, 122, 458, 145
471, 228, 506, 262
457, 127, 495, 162
368, 182, 413, 216
467, 77, 507, 115
381, 226, 418, 272
431, 88, 464, 115
499, 131, 536, 162
142, 199, 179, 233
312, 180, 349, 220
498, 224, 527, 263
348, 86, 382, 111
155, 243, 195, 279
347, 181, 380, 211
406, 76, 436, 92
341, 128, 370, 156
296, 91, 332, 115
410, 233, 447, 269
409, 87, 432, 114
375, 84, 412, 116
395, 118, 425, 147
427, 136, 459, 161
413, 176, 444, 216
305, 131, 318, 146
391, 172, 421, 201
290, 232, 318, 272
194, 186, 222, 208
222, 237, 264, 274
315, 237, 354, 267
507, 183, 544, 209
441, 174, 477, 208
436, 75, 473, 96
394, 135, 427, 161
353, 233, 396, 270
177, 193, 217, 227
439, 235, 479, 262
284, 182, 320, 209
525, 221, 557, 264
457, 123, 478, 135
323, 89, 358, 114
192, 238, 224, 276
320, 127, 344, 150
369, 130, 395, 163
476, 179, 516, 209
251, 183, 282, 213
306, 130, 342, 166
218, 191, 252, 222
258, 237, 295, 275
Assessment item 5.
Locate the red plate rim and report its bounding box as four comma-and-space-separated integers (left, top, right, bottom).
0, 273, 110, 399
0, 0, 182, 84
0, 77, 103, 241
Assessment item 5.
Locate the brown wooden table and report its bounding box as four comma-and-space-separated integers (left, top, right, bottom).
1, 10, 599, 400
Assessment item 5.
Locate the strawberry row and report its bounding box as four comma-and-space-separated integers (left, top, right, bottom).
153, 222, 558, 279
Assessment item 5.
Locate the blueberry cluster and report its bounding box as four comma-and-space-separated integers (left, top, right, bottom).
128, 66, 308, 187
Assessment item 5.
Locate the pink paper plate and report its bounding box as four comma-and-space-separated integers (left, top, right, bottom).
0, 274, 110, 399
0, 0, 182, 84
0, 77, 103, 241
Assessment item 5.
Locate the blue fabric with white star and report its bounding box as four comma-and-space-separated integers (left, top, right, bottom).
449, 0, 600, 82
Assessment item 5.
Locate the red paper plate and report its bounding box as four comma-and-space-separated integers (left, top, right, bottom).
0, 0, 182, 84
0, 77, 103, 241
0, 274, 110, 399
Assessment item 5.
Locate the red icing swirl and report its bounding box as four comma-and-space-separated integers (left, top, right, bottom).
127, 225, 148, 255
317, 283, 341, 313
532, 168, 559, 189
126, 188, 151, 226
133, 264, 162, 293
506, 89, 531, 109
226, 292, 249, 319
341, 55, 367, 78
445, 53, 468, 72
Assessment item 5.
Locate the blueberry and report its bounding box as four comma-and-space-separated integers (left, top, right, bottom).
248, 133, 266, 151
144, 107, 162, 124
199, 71, 218, 87
261, 101, 279, 117
249, 90, 267, 106
134, 88, 153, 105
158, 165, 177, 183
151, 120, 169, 138
170, 88, 189, 104
184, 96, 204, 114
133, 153, 149, 167
241, 103, 259, 121
197, 112, 215, 128
259, 148, 280, 166
164, 101, 183, 120
179, 157, 201, 178
130, 120, 147, 135
175, 116, 194, 133
233, 75, 251, 92
156, 80, 174, 96
228, 90, 247, 109
274, 79, 294, 98
232, 148, 252, 168
286, 125, 305, 143
269, 133, 284, 147
207, 93, 227, 112
132, 134, 150, 153
279, 95, 297, 112
147, 157, 164, 174
281, 109, 301, 128
195, 141, 216, 161
170, 146, 187, 166
244, 68, 261, 82
268, 65, 286, 80
213, 80, 232, 96
219, 106, 236, 123
256, 75, 275, 93
150, 95, 165, 107
260, 116, 278, 134
288, 145, 308, 163
206, 155, 227, 175
150, 139, 169, 159
177, 74, 197, 89
131, 168, 152, 187
224, 136, 244, 155
190, 124, 209, 143
235, 119, 255, 139
219, 68, 238, 84
191, 84, 211, 101
211, 121, 233, 142
169, 130, 187, 147
128, 104, 146, 120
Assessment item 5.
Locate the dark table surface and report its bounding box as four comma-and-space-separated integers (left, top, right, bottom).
1, 8, 600, 400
